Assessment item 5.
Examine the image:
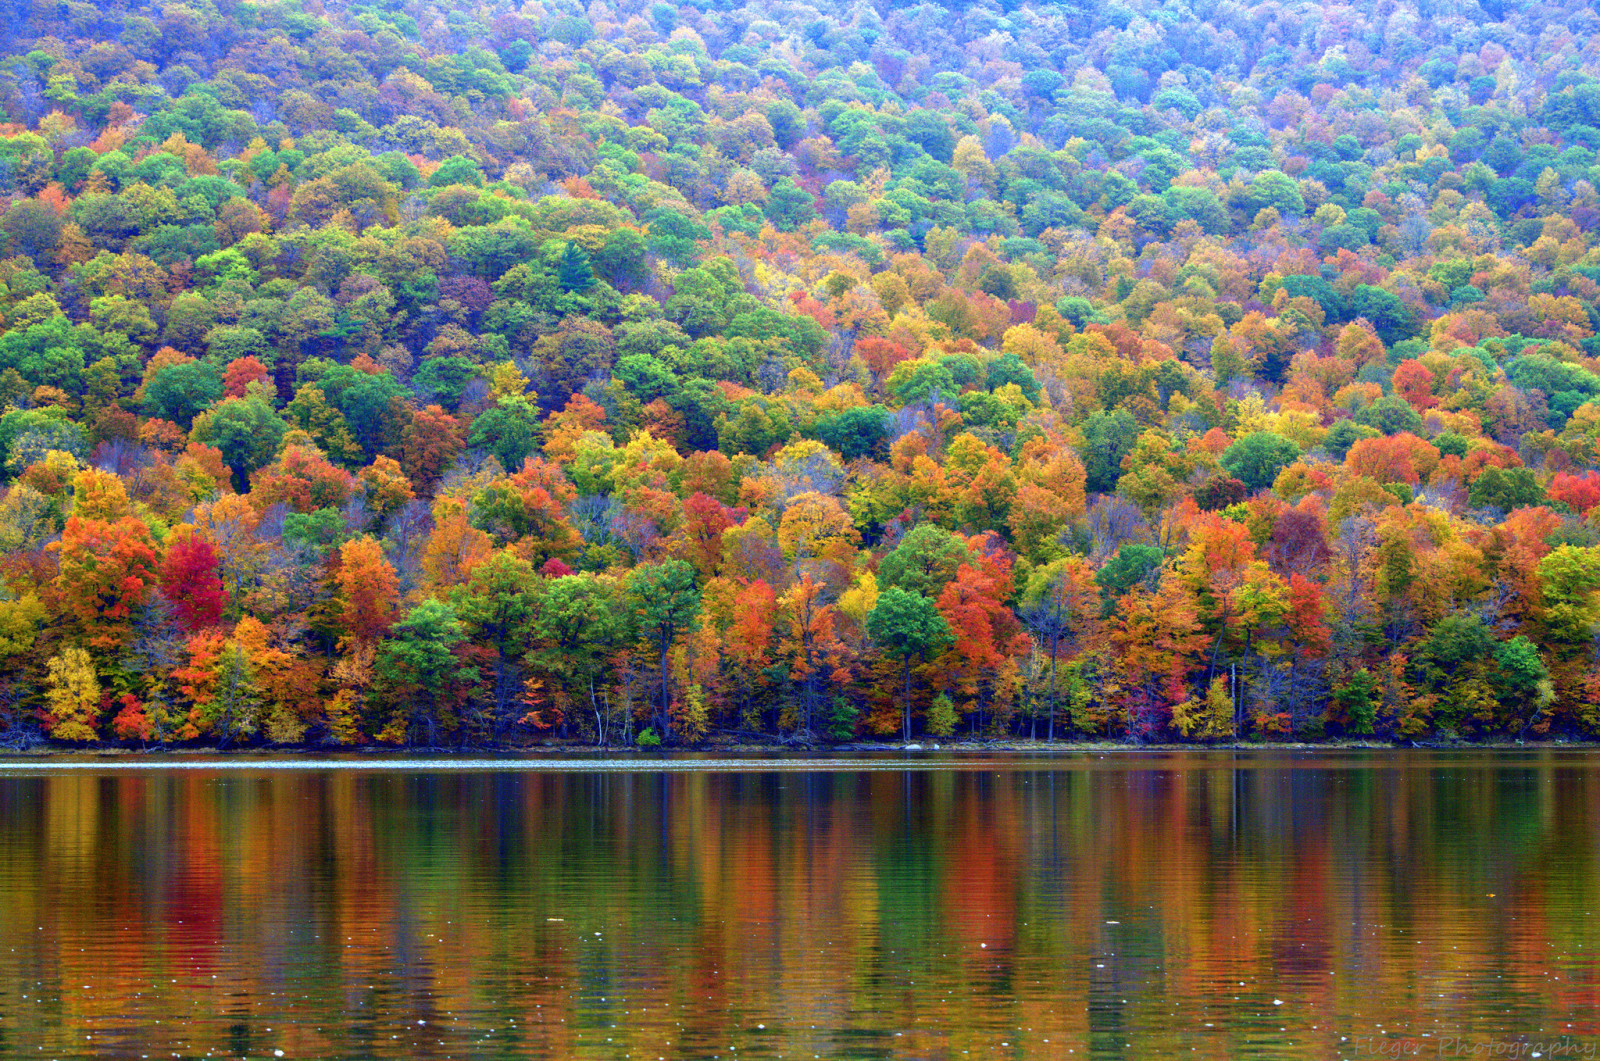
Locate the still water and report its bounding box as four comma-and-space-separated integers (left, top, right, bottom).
0, 751, 1594, 1059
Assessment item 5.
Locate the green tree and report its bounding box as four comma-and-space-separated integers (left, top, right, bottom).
1220, 432, 1300, 491
428, 154, 485, 188
452, 551, 539, 732
1095, 543, 1163, 612
1080, 408, 1141, 495
867, 586, 953, 742
1493, 636, 1552, 739
626, 559, 701, 742
1331, 669, 1378, 735
143, 358, 222, 429
879, 524, 972, 598
556, 241, 594, 293
1247, 170, 1305, 218
412, 356, 478, 410
1354, 395, 1423, 436
764, 178, 815, 231
1, 198, 62, 259
814, 405, 890, 461
1468, 466, 1545, 512
528, 573, 633, 744
374, 599, 477, 745
190, 392, 288, 490
1347, 285, 1415, 346
468, 394, 542, 472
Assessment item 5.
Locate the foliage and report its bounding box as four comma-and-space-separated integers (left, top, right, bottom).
0, 0, 1595, 746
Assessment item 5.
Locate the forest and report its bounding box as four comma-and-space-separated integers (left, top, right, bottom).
0, 0, 1599, 747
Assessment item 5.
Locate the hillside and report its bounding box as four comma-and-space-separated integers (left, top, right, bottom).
1, 0, 1599, 745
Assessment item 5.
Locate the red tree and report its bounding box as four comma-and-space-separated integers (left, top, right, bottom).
160, 534, 229, 633
1550, 471, 1600, 515
222, 356, 270, 399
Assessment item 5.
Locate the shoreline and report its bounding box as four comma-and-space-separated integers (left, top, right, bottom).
3, 737, 1600, 760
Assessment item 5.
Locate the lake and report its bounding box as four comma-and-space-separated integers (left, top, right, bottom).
0, 751, 1594, 1059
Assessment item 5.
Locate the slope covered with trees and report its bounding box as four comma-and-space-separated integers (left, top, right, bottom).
2, 0, 1600, 746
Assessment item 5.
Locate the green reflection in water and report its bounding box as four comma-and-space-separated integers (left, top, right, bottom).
0, 751, 1594, 1059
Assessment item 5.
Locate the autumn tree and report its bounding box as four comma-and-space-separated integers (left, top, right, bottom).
334, 536, 399, 647
159, 533, 228, 633
45, 646, 103, 742
49, 471, 159, 651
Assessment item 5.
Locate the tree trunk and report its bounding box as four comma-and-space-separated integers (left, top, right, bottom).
659, 635, 672, 740
1048, 637, 1059, 742
903, 658, 912, 743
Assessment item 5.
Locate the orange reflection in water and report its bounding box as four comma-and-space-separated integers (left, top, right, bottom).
0, 751, 1596, 1059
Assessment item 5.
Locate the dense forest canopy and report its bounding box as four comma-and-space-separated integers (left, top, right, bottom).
2, 0, 1600, 746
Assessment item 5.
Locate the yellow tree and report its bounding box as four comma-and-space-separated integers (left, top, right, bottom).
45, 646, 102, 742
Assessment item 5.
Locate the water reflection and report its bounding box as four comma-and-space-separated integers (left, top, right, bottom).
0, 752, 1595, 1059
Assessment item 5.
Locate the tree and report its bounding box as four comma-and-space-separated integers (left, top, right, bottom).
1354, 395, 1424, 436
764, 178, 815, 231
159, 533, 228, 633
50, 509, 159, 651
1392, 359, 1438, 411
1538, 545, 1600, 651
867, 586, 953, 742
398, 403, 463, 494
190, 392, 287, 491
451, 551, 538, 733
208, 641, 265, 747
2, 198, 62, 260
222, 355, 270, 399
429, 155, 485, 188
527, 574, 632, 744
1549, 471, 1600, 515
334, 536, 399, 646
45, 646, 102, 742
468, 395, 542, 471
1347, 285, 1415, 345
163, 292, 217, 353
250, 444, 358, 513
1109, 575, 1205, 740
1080, 409, 1140, 494
1493, 635, 1552, 739
470, 459, 583, 566
374, 599, 476, 745
1019, 557, 1099, 739
936, 551, 1020, 735
1246, 170, 1305, 217
779, 573, 852, 736
1221, 432, 1300, 491
556, 241, 593, 293
1469, 466, 1545, 512
421, 497, 495, 592
626, 559, 702, 741
413, 356, 477, 409
879, 524, 972, 598
1095, 544, 1164, 612
1179, 515, 1287, 696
